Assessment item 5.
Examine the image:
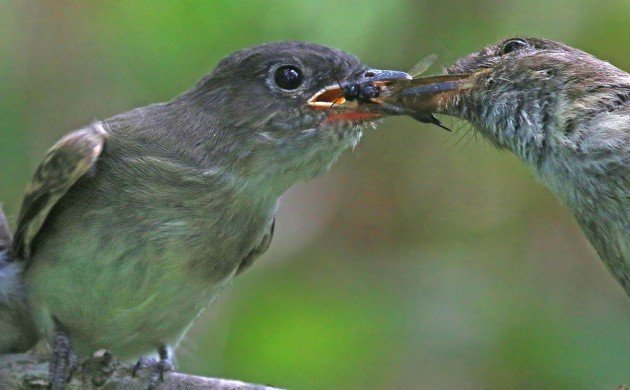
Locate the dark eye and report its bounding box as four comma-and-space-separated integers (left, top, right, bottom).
501, 38, 529, 54
274, 65, 303, 90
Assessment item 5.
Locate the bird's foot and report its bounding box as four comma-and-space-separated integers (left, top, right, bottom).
132, 345, 173, 390
48, 327, 77, 390
82, 349, 117, 387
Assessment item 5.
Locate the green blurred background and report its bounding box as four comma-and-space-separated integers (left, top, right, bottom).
1, 1, 628, 389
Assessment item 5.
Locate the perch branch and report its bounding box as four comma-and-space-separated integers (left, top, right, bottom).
0, 349, 281, 389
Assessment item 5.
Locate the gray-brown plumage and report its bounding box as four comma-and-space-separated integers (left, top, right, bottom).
8, 41, 434, 388
445, 38, 628, 295
378, 37, 629, 295
13, 126, 108, 261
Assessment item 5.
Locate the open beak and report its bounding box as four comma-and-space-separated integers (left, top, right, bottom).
307, 68, 412, 110
307, 67, 476, 128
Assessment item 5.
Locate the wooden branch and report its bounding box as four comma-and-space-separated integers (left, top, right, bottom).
0, 349, 282, 389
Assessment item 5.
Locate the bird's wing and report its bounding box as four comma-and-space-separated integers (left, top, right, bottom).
235, 218, 275, 275
13, 124, 109, 261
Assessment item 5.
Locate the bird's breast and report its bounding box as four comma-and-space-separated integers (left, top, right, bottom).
26, 149, 277, 356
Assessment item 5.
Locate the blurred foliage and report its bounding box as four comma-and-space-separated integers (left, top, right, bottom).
1, 1, 628, 389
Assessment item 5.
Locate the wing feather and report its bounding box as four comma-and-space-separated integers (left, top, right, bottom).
12, 123, 108, 260
235, 219, 275, 275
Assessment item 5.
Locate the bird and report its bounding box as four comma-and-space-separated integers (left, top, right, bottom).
377, 37, 629, 295
6, 41, 464, 389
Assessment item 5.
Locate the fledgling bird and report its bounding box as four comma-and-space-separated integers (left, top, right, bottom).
7, 41, 463, 388
376, 38, 629, 295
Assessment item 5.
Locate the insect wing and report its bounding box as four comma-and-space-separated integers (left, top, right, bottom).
408, 54, 438, 79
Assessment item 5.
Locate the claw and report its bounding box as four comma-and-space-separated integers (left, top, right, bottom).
82, 349, 116, 387
133, 345, 174, 390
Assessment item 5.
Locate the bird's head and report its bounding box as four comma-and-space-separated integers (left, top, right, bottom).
443, 37, 628, 166
180, 41, 409, 190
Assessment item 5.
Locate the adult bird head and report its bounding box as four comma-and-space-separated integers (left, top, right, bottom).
443, 37, 629, 166
165, 41, 410, 191
382, 37, 630, 295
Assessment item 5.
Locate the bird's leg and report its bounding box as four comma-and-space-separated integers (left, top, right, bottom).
132, 344, 174, 390
49, 324, 77, 390
154, 345, 174, 385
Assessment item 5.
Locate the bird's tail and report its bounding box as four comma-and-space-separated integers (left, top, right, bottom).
0, 205, 38, 353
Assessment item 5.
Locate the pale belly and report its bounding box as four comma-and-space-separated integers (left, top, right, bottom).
26, 246, 234, 358
22, 150, 276, 358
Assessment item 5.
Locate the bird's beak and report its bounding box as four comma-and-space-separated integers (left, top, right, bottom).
306, 68, 411, 111
374, 73, 475, 114
307, 68, 475, 125
357, 69, 413, 84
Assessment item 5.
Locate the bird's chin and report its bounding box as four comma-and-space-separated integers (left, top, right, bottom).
321, 116, 378, 142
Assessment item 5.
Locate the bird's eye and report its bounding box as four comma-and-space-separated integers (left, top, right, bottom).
274, 65, 303, 90
501, 38, 530, 54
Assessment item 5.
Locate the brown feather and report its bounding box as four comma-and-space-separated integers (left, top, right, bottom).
12, 124, 108, 260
